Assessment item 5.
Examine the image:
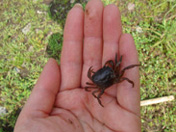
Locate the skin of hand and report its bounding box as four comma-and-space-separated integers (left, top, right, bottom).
14, 0, 141, 132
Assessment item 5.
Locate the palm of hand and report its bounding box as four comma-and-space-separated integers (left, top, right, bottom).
52, 86, 140, 132
20, 87, 139, 132
14, 0, 141, 132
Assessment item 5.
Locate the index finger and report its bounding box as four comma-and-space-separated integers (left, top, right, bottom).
60, 4, 84, 90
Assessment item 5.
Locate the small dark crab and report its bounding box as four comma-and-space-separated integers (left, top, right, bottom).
85, 54, 140, 107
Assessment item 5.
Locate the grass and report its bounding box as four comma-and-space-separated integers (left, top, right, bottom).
0, 0, 176, 131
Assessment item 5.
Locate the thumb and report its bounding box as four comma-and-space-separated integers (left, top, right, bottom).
18, 58, 60, 119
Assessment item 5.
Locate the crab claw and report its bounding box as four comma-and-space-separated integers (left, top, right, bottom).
87, 66, 94, 79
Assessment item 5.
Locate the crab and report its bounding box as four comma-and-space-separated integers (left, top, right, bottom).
85, 54, 140, 107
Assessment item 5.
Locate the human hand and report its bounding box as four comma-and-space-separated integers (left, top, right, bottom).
14, 0, 141, 131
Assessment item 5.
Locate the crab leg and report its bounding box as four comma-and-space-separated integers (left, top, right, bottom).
97, 89, 105, 107
104, 60, 114, 69
119, 64, 140, 78
115, 55, 122, 67
91, 89, 99, 98
92, 89, 105, 107
85, 86, 98, 91
119, 77, 134, 87
115, 55, 122, 74
86, 82, 94, 85
87, 66, 95, 80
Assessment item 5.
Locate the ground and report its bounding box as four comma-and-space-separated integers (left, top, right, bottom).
0, 0, 175, 131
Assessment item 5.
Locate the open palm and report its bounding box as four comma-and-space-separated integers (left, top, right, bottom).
14, 0, 141, 131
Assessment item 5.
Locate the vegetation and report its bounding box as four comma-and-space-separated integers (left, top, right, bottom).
0, 0, 175, 131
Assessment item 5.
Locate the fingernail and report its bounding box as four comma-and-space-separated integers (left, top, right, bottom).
74, 3, 83, 9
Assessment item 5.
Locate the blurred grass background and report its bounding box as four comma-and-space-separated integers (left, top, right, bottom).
0, 0, 175, 131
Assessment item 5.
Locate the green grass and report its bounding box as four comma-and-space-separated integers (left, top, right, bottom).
0, 0, 176, 131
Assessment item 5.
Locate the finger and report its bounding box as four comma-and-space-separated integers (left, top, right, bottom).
60, 4, 84, 90
82, 0, 104, 87
102, 4, 122, 64
102, 4, 122, 97
20, 58, 60, 118
117, 34, 140, 116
